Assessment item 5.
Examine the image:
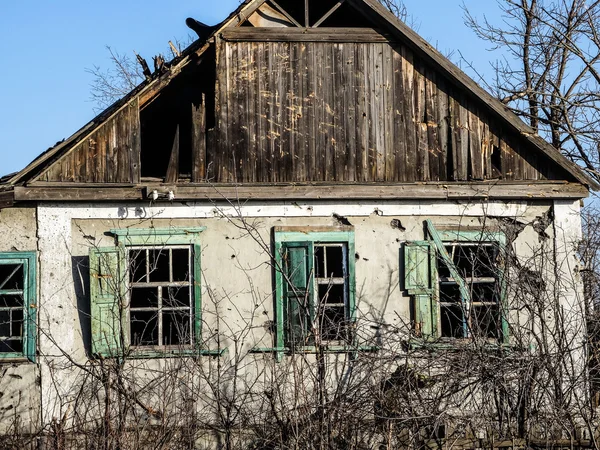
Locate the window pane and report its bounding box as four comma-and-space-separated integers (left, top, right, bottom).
318, 284, 345, 305
163, 311, 191, 346
0, 339, 22, 353
453, 245, 476, 277
172, 249, 190, 282
320, 306, 346, 341
165, 287, 190, 308
314, 246, 325, 278
130, 287, 159, 308
0, 295, 23, 308
129, 250, 147, 283
149, 249, 170, 282
472, 283, 499, 304
439, 283, 461, 303
325, 246, 344, 278
11, 309, 23, 338
473, 245, 499, 278
130, 311, 158, 346
472, 305, 500, 338
441, 304, 465, 338
0, 264, 23, 290
438, 248, 452, 278
0, 311, 10, 338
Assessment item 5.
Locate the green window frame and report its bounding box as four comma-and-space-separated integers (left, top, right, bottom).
89, 227, 218, 358
405, 220, 507, 344
0, 252, 37, 362
272, 227, 356, 355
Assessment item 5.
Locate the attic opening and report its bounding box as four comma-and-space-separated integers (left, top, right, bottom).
139, 48, 215, 182
241, 0, 367, 28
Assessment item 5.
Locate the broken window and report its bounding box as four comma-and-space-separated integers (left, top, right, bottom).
405, 220, 505, 342
129, 247, 194, 347
89, 227, 204, 357
275, 229, 355, 349
438, 243, 501, 339
0, 253, 36, 360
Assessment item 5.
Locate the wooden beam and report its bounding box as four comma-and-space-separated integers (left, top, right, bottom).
191, 95, 207, 183
165, 125, 180, 184
305, 0, 309, 27
13, 182, 589, 202
220, 27, 391, 43
268, 0, 302, 27
14, 186, 144, 202
313, 0, 346, 28
0, 190, 14, 209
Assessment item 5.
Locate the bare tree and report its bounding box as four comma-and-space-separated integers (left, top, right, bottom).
378, 0, 409, 22
464, 0, 600, 184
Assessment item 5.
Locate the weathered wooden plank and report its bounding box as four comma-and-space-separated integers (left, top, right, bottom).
129, 99, 141, 183
191, 94, 206, 182
288, 43, 306, 182
356, 43, 369, 182
436, 77, 449, 181
265, 42, 277, 182
220, 28, 393, 43
0, 191, 14, 209
105, 120, 116, 183
281, 42, 292, 183
75, 137, 87, 182
246, 43, 258, 183
392, 46, 405, 182
425, 69, 440, 181
500, 138, 513, 181
165, 125, 180, 184
237, 42, 250, 182
116, 106, 129, 183
468, 104, 483, 180
367, 43, 378, 181
383, 43, 395, 181
254, 43, 265, 183
274, 42, 286, 182
343, 42, 356, 182
414, 63, 429, 181
228, 41, 240, 182
305, 42, 317, 182
313, 43, 325, 180
451, 91, 469, 181
481, 116, 491, 179
323, 43, 336, 181
15, 182, 589, 202
96, 125, 106, 183
333, 43, 346, 181
215, 37, 228, 182
402, 45, 417, 182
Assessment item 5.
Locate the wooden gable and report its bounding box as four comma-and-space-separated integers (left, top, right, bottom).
4, 0, 596, 202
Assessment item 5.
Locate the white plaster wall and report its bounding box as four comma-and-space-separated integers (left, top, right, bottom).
35, 199, 574, 427
0, 207, 40, 433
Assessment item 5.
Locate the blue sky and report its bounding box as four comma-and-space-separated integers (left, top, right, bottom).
0, 0, 501, 177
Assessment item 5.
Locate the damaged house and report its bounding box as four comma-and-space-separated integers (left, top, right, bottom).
0, 0, 598, 448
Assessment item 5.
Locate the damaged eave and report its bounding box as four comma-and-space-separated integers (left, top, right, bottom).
353, 0, 600, 191
0, 188, 15, 209
12, 181, 590, 202
4, 0, 260, 188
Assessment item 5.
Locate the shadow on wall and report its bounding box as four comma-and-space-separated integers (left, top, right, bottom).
71, 256, 91, 357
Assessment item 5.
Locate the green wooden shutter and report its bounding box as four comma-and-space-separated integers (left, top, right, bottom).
405, 241, 435, 338
283, 242, 313, 346
90, 247, 126, 357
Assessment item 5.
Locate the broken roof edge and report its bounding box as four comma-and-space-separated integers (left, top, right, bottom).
4, 0, 598, 191
2, 1, 256, 188
352, 0, 600, 191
